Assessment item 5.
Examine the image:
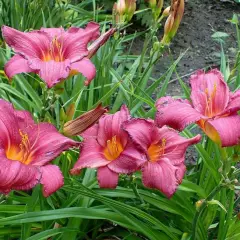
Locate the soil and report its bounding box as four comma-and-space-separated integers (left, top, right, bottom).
132, 0, 240, 96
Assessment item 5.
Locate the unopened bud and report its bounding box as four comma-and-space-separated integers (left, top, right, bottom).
63, 104, 108, 136
66, 103, 75, 121
161, 0, 185, 45
153, 41, 161, 51
116, 0, 126, 15
162, 6, 171, 17
157, 0, 163, 11
88, 28, 116, 59
148, 0, 157, 9
196, 199, 204, 211
164, 14, 174, 35
125, 0, 136, 21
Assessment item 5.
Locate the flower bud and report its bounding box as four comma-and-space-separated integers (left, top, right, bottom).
155, 0, 164, 18
161, 0, 185, 45
116, 0, 126, 15
164, 14, 174, 35
162, 6, 171, 17
148, 0, 157, 9
195, 199, 204, 211
63, 104, 108, 136
125, 0, 136, 21
66, 103, 75, 121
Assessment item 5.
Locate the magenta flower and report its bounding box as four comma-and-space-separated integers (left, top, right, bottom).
0, 99, 78, 197
123, 119, 201, 198
2, 23, 100, 88
156, 69, 240, 147
70, 106, 146, 188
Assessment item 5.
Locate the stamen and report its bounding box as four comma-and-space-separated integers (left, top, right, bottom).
148, 138, 166, 162
204, 83, 217, 117
104, 135, 124, 161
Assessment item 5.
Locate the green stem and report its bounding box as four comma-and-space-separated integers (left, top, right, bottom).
217, 188, 226, 240
192, 184, 223, 240
220, 190, 235, 240
131, 181, 145, 205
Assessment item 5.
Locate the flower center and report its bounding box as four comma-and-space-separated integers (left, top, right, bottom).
42, 38, 64, 62
147, 139, 166, 162
104, 135, 124, 161
6, 129, 32, 165
204, 83, 217, 117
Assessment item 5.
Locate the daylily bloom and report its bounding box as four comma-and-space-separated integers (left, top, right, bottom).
156, 69, 240, 147
2, 23, 113, 88
70, 105, 146, 188
123, 119, 201, 198
0, 99, 77, 197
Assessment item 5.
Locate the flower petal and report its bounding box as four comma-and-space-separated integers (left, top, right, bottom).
29, 59, 70, 88
158, 126, 201, 165
70, 58, 96, 85
142, 159, 178, 198
223, 89, 240, 115
97, 166, 118, 188
175, 163, 186, 184
62, 22, 100, 62
40, 27, 65, 39
190, 69, 229, 116
97, 105, 130, 148
0, 148, 40, 194
40, 165, 64, 197
70, 137, 109, 175
25, 123, 78, 166
108, 141, 146, 174
0, 100, 22, 149
206, 115, 240, 147
123, 118, 160, 153
4, 55, 34, 79
2, 26, 50, 59
155, 97, 202, 131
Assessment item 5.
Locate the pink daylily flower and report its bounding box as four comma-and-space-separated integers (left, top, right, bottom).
70, 105, 146, 188
0, 99, 78, 197
2, 23, 101, 88
123, 119, 201, 198
156, 69, 240, 147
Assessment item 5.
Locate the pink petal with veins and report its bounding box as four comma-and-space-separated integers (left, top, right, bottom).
97, 166, 119, 188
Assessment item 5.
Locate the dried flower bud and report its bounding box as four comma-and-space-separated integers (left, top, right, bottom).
63, 104, 108, 136
88, 28, 116, 59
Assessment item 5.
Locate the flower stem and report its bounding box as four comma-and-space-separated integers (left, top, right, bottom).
218, 189, 235, 240
192, 184, 223, 240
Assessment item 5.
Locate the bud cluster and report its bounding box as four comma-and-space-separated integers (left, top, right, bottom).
113, 0, 137, 24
